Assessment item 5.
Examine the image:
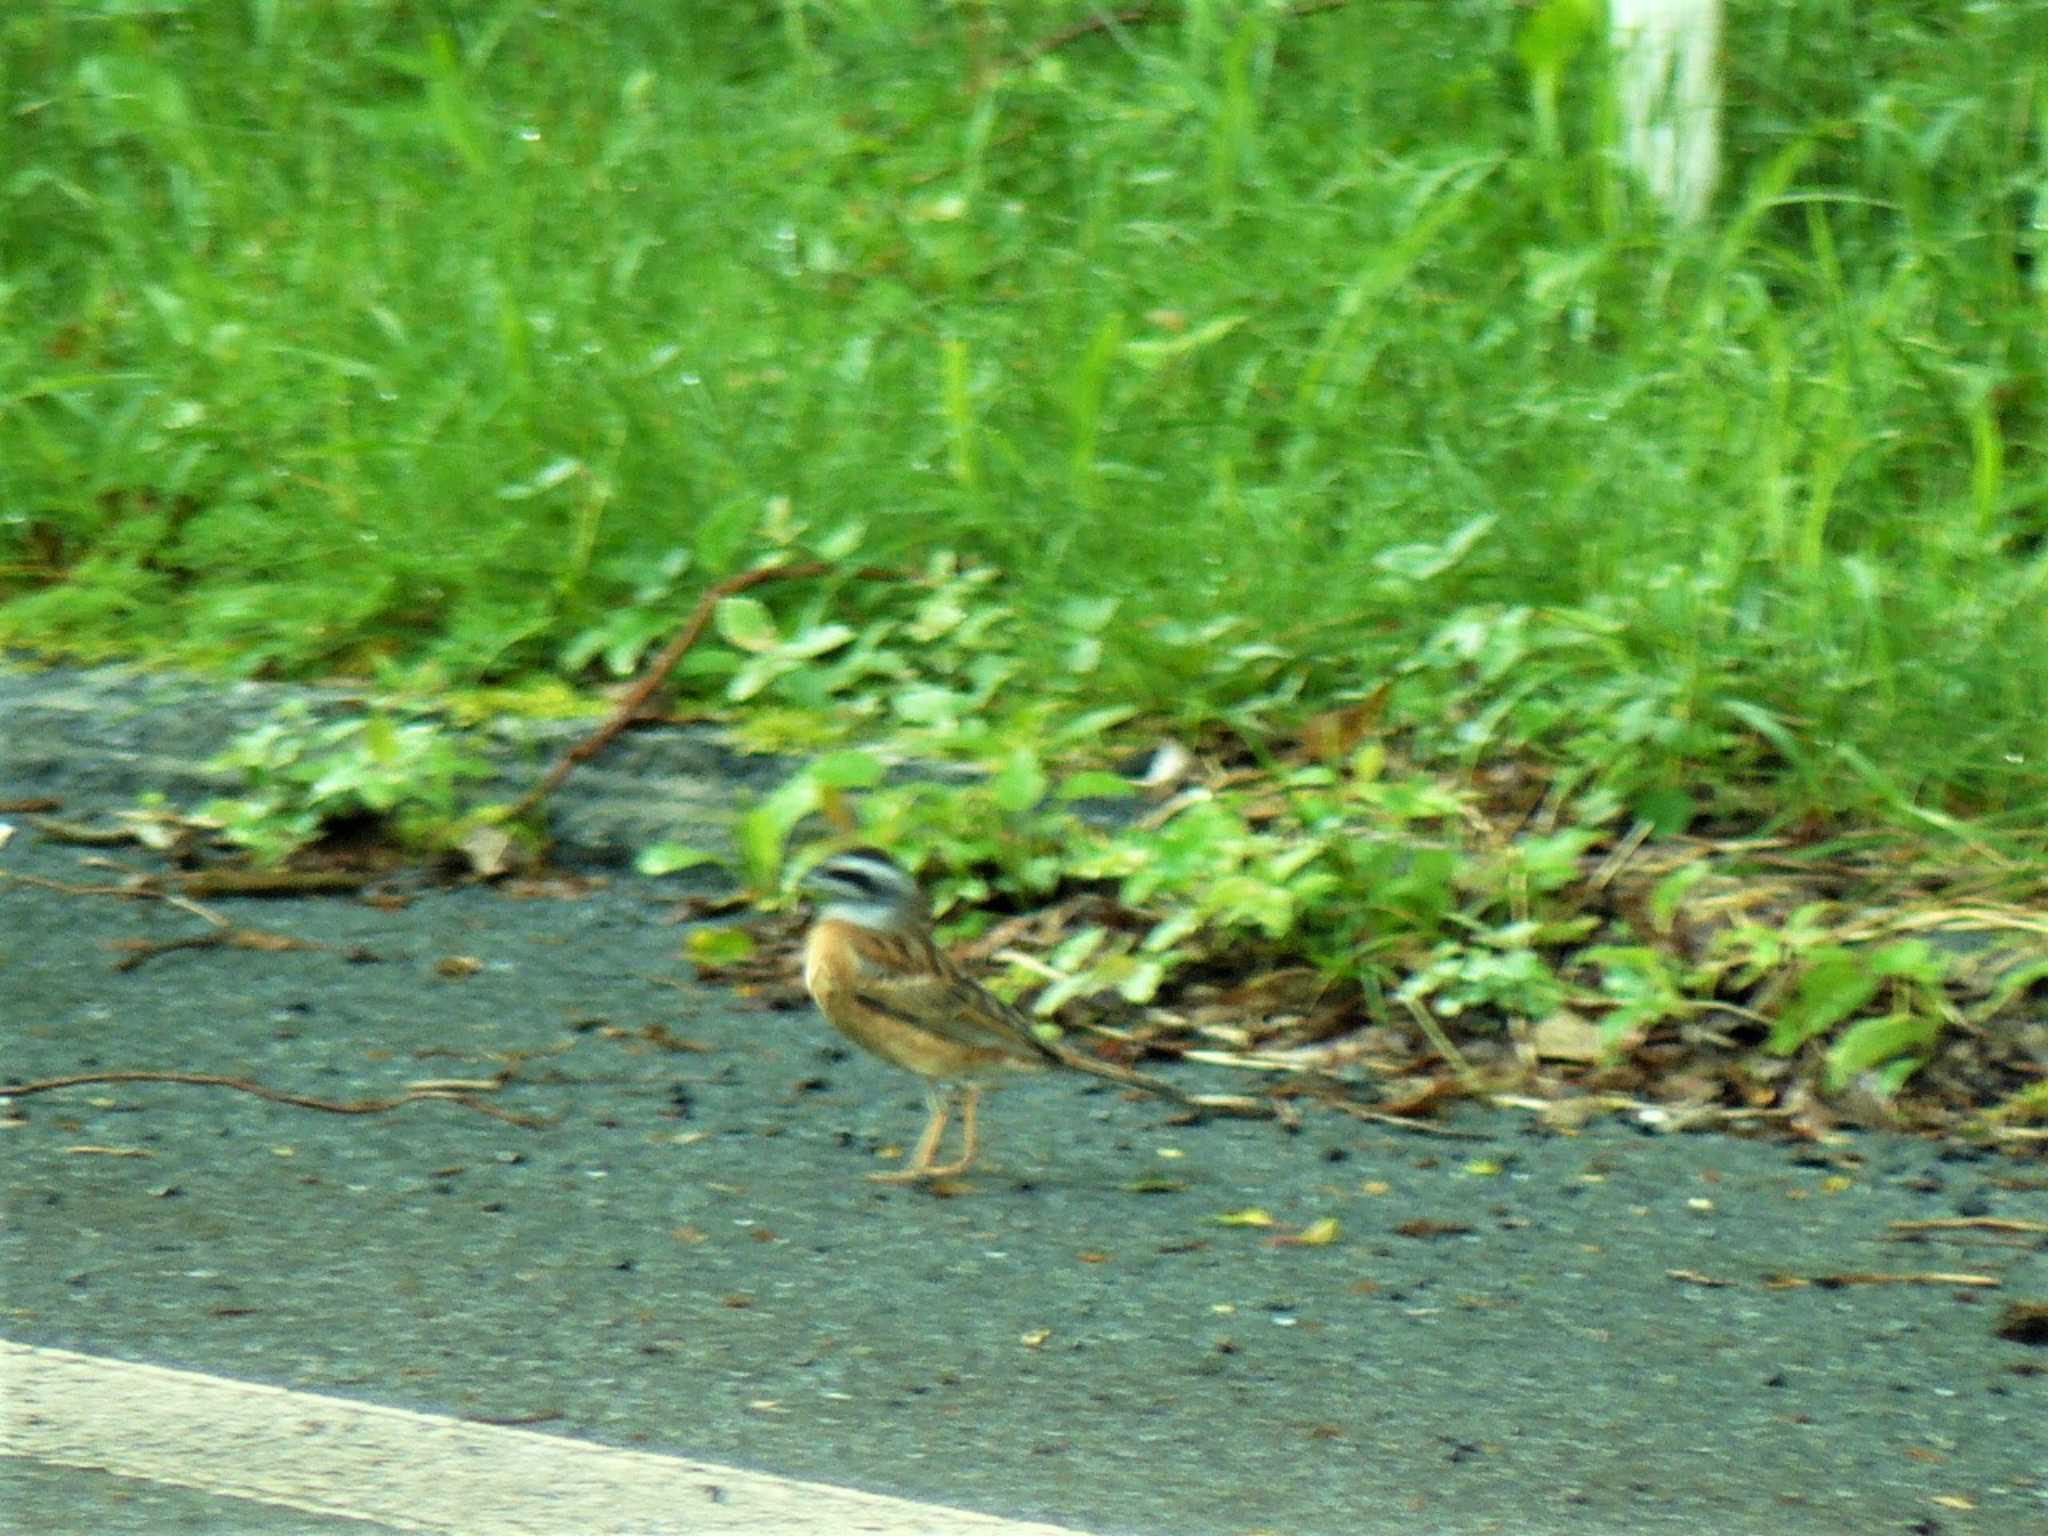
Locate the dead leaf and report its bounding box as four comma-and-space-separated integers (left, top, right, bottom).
640, 1023, 716, 1054
457, 825, 522, 879
1298, 686, 1390, 762
1214, 1208, 1276, 1227
435, 954, 484, 979
1215, 967, 1329, 1012
1534, 1096, 1614, 1132
1375, 1076, 1468, 1118
688, 926, 759, 967
1525, 1010, 1605, 1064
1394, 1219, 1473, 1240
1270, 1217, 1342, 1248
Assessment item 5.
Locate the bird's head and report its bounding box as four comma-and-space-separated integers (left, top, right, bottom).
799, 846, 929, 930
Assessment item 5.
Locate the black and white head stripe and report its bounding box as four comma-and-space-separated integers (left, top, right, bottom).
806, 847, 910, 891
801, 848, 926, 921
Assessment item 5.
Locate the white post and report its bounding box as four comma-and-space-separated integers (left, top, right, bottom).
1611, 0, 1723, 224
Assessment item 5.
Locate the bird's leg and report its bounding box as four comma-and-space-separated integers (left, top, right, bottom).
923, 1085, 983, 1178
868, 1084, 953, 1183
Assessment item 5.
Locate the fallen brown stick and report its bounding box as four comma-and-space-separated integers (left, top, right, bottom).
1769, 1271, 2001, 1290
2, 1071, 542, 1128
509, 560, 902, 823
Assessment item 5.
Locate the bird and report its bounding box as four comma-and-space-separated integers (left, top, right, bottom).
798, 846, 1208, 1182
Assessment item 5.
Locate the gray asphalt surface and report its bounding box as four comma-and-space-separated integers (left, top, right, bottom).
3, 678, 2046, 1535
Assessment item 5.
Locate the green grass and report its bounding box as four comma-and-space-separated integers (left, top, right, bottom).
4, 0, 2046, 834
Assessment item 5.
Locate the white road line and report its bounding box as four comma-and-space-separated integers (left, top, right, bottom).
1, 1341, 1091, 1536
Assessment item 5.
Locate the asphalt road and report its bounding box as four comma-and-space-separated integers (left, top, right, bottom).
3, 697, 2046, 1534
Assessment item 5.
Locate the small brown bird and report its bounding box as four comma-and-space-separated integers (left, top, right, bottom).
799, 847, 1203, 1182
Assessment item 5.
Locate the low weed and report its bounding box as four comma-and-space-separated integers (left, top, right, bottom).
5, 3, 2045, 1115
2, 1, 2043, 826
205, 699, 495, 863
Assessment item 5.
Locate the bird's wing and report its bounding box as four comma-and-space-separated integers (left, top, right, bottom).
850, 969, 1058, 1063
852, 968, 1212, 1104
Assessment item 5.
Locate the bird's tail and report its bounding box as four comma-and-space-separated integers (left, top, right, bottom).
1049, 1041, 1272, 1119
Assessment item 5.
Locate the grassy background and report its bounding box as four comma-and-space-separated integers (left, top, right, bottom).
3, 0, 2045, 833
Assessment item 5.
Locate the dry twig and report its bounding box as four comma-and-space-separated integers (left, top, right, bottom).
509, 560, 901, 823
111, 928, 346, 973
1770, 1271, 2002, 1290
2, 1070, 542, 1128
1320, 1098, 1494, 1139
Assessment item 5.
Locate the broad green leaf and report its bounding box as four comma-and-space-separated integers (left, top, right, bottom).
1632, 787, 1699, 838
1648, 861, 1711, 934
1115, 957, 1167, 1004
890, 684, 966, 726
809, 750, 886, 789
992, 749, 1048, 813
727, 655, 790, 701
1059, 595, 1120, 633
814, 519, 866, 560
1055, 770, 1137, 801
714, 594, 781, 654
1825, 1011, 1938, 1091
361, 714, 400, 762
636, 842, 723, 877
733, 774, 820, 889
908, 593, 968, 642
1973, 956, 2048, 1022
1047, 926, 1108, 972
1031, 969, 1097, 1016
1370, 514, 1498, 582
1768, 947, 1880, 1055
1867, 939, 1946, 985
1142, 909, 1203, 953
1210, 875, 1295, 937
1052, 706, 1139, 744
779, 622, 856, 660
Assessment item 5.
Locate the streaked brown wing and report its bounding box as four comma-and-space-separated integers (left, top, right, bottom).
850, 968, 1054, 1064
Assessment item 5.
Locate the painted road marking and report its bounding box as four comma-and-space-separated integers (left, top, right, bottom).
2, 1341, 1089, 1535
